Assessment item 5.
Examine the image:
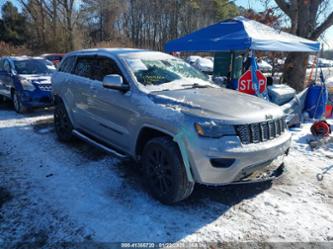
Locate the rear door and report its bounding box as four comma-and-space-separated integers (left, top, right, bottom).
54, 55, 77, 116
69, 56, 98, 131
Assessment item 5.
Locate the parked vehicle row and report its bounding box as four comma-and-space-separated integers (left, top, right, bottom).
0, 49, 291, 204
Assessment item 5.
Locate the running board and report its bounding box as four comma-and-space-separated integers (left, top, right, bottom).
72, 130, 127, 158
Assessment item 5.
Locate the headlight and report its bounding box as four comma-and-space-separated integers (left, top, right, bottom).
194, 121, 236, 138
20, 78, 36, 91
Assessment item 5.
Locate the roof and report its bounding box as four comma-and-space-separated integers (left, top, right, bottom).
165, 16, 320, 53
66, 48, 147, 57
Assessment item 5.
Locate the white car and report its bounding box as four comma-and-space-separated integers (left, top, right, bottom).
204, 56, 214, 62
318, 58, 333, 68
186, 55, 202, 65
257, 59, 273, 72
194, 57, 214, 74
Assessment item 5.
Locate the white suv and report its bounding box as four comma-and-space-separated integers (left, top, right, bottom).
52, 48, 291, 204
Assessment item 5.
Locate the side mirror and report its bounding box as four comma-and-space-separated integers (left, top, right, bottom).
102, 74, 129, 92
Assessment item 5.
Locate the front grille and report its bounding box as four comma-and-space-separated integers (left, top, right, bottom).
235, 118, 286, 144
38, 84, 52, 91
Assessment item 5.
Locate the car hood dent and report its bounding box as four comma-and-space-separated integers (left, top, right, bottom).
149, 88, 284, 124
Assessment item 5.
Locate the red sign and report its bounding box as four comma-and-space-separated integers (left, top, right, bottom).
238, 70, 267, 95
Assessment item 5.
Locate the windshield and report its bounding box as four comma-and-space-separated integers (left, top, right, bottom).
125, 57, 212, 90
14, 59, 55, 75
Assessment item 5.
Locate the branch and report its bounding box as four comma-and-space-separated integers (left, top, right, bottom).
275, 0, 299, 33
311, 11, 333, 39
275, 0, 291, 17
18, 0, 38, 22
40, 0, 54, 20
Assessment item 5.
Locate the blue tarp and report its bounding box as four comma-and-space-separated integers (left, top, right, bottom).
165, 16, 320, 53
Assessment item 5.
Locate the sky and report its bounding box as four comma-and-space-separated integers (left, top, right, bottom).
1, 0, 333, 50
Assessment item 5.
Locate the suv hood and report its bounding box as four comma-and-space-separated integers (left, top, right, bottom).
19, 74, 51, 85
149, 88, 284, 124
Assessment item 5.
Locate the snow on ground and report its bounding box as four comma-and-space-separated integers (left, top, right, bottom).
0, 103, 332, 248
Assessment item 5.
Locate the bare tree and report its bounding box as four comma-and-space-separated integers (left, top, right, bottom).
12, 0, 239, 52
275, 0, 333, 91
57, 0, 76, 50
19, 0, 78, 52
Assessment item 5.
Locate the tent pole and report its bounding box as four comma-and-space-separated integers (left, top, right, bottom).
250, 50, 260, 97
313, 49, 321, 84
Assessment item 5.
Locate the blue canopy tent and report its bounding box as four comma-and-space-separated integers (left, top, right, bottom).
165, 16, 320, 53
165, 16, 321, 98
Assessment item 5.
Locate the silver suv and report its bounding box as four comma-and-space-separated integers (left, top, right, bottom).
52, 48, 291, 204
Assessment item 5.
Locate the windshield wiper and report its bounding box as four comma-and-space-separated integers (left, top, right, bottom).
181, 83, 211, 89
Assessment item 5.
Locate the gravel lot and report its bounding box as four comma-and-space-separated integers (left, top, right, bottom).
0, 102, 332, 248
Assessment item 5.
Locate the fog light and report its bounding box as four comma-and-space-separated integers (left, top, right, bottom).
210, 158, 235, 168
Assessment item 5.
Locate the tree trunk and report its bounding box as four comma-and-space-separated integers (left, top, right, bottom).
275, 0, 333, 91
282, 52, 309, 92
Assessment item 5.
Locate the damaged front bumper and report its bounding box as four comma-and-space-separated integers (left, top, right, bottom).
231, 155, 286, 184
186, 131, 291, 185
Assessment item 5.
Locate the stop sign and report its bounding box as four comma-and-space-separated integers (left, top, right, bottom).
238, 70, 267, 95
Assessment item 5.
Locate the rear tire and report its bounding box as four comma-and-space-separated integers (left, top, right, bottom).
54, 101, 74, 142
142, 137, 194, 204
12, 90, 28, 113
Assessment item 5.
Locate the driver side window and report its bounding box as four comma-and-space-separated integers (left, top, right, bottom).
92, 57, 126, 83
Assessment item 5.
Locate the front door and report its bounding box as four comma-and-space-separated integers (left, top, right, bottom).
88, 56, 136, 151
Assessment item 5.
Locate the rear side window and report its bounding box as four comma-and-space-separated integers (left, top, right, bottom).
0, 59, 4, 71
59, 56, 76, 73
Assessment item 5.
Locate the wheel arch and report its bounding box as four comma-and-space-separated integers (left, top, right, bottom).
135, 126, 174, 158
53, 94, 75, 127
135, 125, 195, 183
53, 94, 63, 105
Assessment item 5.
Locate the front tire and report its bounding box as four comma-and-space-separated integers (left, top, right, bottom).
54, 101, 74, 142
142, 137, 194, 204
12, 90, 28, 113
